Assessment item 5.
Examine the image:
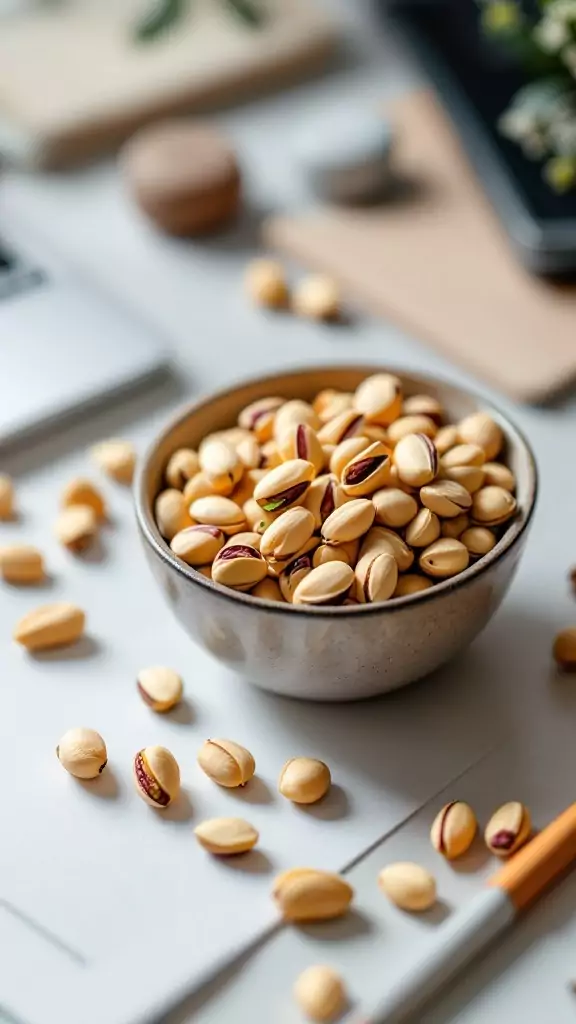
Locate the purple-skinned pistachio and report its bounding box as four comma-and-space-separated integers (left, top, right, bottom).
341, 441, 392, 497
133, 746, 180, 808
212, 543, 267, 591
253, 459, 315, 513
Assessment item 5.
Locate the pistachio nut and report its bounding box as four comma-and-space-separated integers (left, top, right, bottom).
243, 497, 278, 533
155, 488, 194, 540
359, 527, 414, 572
387, 415, 438, 445
420, 480, 473, 518
236, 436, 262, 470
321, 499, 375, 545
273, 868, 354, 921
251, 577, 284, 601
279, 423, 324, 475
317, 409, 366, 446
254, 459, 315, 513
56, 727, 107, 780
170, 524, 225, 565
402, 394, 443, 422
355, 550, 398, 603
372, 487, 418, 529
433, 424, 459, 455
482, 462, 516, 492
294, 965, 346, 1024
61, 478, 106, 518
292, 274, 341, 321
133, 745, 180, 808
377, 862, 437, 912
183, 471, 220, 503
245, 258, 288, 308
353, 372, 403, 426
304, 474, 346, 530
293, 562, 354, 606
0, 544, 45, 584
91, 438, 136, 484
419, 538, 469, 578
394, 433, 438, 487
330, 435, 371, 479
484, 801, 531, 857
460, 526, 496, 558
341, 441, 393, 497
137, 666, 183, 712
165, 448, 200, 489
279, 551, 314, 602
13, 602, 85, 650
200, 438, 243, 494
0, 474, 14, 520
274, 399, 320, 441
194, 817, 259, 855
441, 514, 471, 539
441, 464, 485, 494
55, 505, 99, 552
260, 440, 283, 470
212, 543, 267, 590
458, 411, 504, 461
197, 564, 213, 579
312, 539, 358, 569
363, 424, 390, 444
405, 508, 441, 548
260, 506, 315, 562
472, 486, 516, 527
393, 574, 433, 597
223, 530, 262, 551
232, 469, 265, 507
553, 627, 576, 671
197, 738, 256, 787
441, 443, 485, 469
200, 428, 253, 453
238, 396, 284, 442
322, 444, 336, 467
430, 801, 477, 859
189, 495, 246, 534
313, 388, 353, 423
279, 757, 332, 804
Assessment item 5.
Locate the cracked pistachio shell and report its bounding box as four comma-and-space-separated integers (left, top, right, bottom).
460, 526, 496, 558
273, 399, 320, 441
330, 435, 371, 480
279, 757, 331, 804
293, 562, 354, 606
273, 869, 354, 921
482, 462, 516, 492
0, 544, 45, 584
312, 539, 358, 569
238, 396, 284, 442
279, 423, 324, 475
431, 801, 477, 859
260, 506, 315, 562
441, 464, 485, 494
133, 745, 180, 808
61, 478, 106, 518
170, 524, 225, 565
441, 514, 470, 539
279, 551, 314, 602
441, 443, 485, 469
212, 543, 267, 590
57, 727, 107, 780
394, 432, 438, 488
251, 577, 284, 601
321, 498, 375, 545
420, 480, 473, 518
387, 415, 437, 445
359, 527, 414, 572
294, 965, 346, 1023
200, 439, 243, 493
55, 505, 99, 552
195, 816, 259, 855
402, 394, 443, 422
304, 474, 346, 530
458, 412, 504, 461
243, 498, 278, 533
393, 574, 433, 597
553, 628, 576, 671
165, 448, 200, 489
223, 531, 261, 551
353, 373, 403, 426
433, 424, 459, 455
317, 409, 366, 446
137, 666, 183, 712
197, 738, 255, 787
472, 486, 516, 527
0, 474, 15, 519
183, 471, 220, 503
313, 388, 353, 423
405, 508, 441, 549
254, 459, 315, 513
419, 538, 469, 578
13, 602, 85, 650
189, 495, 246, 534
485, 801, 531, 857
378, 862, 437, 911
355, 550, 398, 603
341, 441, 393, 497
372, 487, 418, 529
155, 488, 194, 540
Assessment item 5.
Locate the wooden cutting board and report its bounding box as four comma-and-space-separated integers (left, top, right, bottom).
265, 90, 576, 404
0, 0, 336, 169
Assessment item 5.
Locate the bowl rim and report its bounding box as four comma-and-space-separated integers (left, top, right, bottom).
135, 364, 538, 618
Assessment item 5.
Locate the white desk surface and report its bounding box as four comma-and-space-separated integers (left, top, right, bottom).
2, 2, 576, 1022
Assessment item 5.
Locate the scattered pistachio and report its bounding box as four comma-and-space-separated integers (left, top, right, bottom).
137, 666, 183, 712
484, 801, 531, 857
0, 474, 14, 520
273, 869, 354, 921
430, 801, 477, 859
0, 544, 45, 584
279, 757, 331, 804
61, 478, 106, 518
293, 275, 340, 321
91, 438, 136, 483
13, 602, 85, 651
133, 745, 180, 808
56, 727, 107, 780
553, 628, 576, 671
194, 817, 259, 855
245, 258, 289, 308
294, 965, 347, 1023
378, 862, 437, 911
197, 738, 255, 788
55, 505, 99, 553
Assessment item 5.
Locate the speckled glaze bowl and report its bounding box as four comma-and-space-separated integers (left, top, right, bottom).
135, 366, 537, 701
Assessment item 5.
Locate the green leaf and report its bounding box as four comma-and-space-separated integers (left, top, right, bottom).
134, 0, 186, 42
222, 0, 265, 29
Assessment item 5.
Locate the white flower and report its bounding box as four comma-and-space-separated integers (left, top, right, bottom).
550, 117, 576, 154
562, 42, 576, 75
499, 108, 537, 141
548, 0, 576, 24
534, 16, 570, 52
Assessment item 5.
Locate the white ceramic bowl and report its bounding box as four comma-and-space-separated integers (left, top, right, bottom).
135, 366, 537, 701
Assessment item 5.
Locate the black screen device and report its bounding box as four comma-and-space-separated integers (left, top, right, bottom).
381, 0, 576, 275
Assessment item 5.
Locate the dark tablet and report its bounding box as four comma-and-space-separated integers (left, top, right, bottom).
382, 0, 576, 274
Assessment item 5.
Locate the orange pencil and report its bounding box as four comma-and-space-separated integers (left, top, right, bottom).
361, 804, 576, 1023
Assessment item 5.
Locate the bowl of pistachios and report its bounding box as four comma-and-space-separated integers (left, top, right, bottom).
136, 366, 537, 700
